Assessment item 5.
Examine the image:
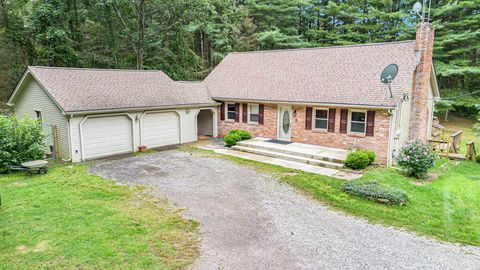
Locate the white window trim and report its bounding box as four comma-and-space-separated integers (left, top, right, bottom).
312, 107, 329, 131
348, 109, 367, 135
225, 102, 236, 122
247, 103, 260, 125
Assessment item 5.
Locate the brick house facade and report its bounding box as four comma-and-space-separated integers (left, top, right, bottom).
218, 103, 392, 164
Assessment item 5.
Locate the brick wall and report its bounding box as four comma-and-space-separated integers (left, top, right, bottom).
291, 106, 391, 164
218, 103, 392, 164
217, 103, 278, 138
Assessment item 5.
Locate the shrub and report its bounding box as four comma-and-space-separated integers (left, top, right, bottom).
396, 140, 436, 178
224, 133, 242, 147
228, 129, 252, 140
363, 150, 376, 164
342, 181, 408, 206
476, 154, 480, 164
345, 151, 371, 170
0, 115, 45, 173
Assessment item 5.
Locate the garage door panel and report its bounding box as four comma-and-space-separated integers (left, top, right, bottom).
83, 115, 133, 159
142, 112, 180, 148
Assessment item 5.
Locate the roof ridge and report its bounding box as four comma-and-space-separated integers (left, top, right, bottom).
28, 66, 169, 73
229, 40, 415, 56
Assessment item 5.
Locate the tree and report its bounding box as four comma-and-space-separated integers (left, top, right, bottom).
433, 0, 480, 92
30, 0, 78, 66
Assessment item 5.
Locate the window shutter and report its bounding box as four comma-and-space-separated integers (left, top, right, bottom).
328, 108, 336, 132
305, 107, 312, 130
242, 103, 248, 123
220, 102, 225, 121
259, 104, 265, 125
235, 103, 240, 122
366, 111, 375, 136
340, 109, 348, 133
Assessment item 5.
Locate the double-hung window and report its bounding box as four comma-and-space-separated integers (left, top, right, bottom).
313, 108, 328, 130
349, 110, 366, 134
248, 104, 260, 124
226, 103, 236, 121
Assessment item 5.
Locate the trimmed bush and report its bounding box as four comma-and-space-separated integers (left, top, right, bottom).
224, 133, 242, 147
0, 115, 45, 173
342, 181, 408, 206
228, 129, 252, 140
396, 140, 436, 178
345, 151, 371, 170
224, 129, 252, 147
363, 150, 376, 164
476, 154, 480, 164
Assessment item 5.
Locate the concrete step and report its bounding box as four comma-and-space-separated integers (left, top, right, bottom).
236, 141, 346, 164
232, 145, 345, 170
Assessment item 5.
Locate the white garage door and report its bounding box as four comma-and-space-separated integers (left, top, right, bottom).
142, 112, 180, 148
82, 115, 133, 159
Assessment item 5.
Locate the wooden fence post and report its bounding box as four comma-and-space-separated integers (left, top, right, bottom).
466, 141, 476, 161
53, 125, 59, 160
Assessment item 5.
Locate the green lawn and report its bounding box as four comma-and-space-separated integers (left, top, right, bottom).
217, 154, 480, 246
440, 115, 479, 154
0, 165, 199, 269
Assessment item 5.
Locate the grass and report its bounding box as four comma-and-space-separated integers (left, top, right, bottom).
440, 115, 479, 154
0, 164, 199, 269
204, 151, 480, 246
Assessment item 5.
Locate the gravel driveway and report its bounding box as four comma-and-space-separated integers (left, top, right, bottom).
90, 150, 480, 270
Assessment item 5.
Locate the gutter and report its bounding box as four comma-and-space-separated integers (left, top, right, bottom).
65, 102, 221, 116
211, 97, 396, 110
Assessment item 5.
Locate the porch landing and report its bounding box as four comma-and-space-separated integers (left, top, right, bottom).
232, 137, 348, 169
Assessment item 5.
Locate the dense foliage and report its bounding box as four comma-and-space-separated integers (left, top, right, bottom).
229, 129, 252, 140
224, 129, 252, 147
0, 115, 45, 173
0, 0, 478, 112
397, 140, 437, 178
345, 150, 375, 170
342, 181, 408, 206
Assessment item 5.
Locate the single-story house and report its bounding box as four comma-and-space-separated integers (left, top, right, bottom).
7, 23, 439, 165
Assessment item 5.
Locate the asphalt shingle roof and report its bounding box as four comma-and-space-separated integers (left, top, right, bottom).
204, 40, 418, 107
27, 67, 214, 113
21, 41, 419, 112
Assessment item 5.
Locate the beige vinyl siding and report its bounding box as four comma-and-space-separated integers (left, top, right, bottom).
69, 116, 82, 162
13, 75, 70, 160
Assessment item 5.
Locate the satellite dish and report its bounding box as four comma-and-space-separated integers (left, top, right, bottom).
380, 64, 399, 98
412, 1, 422, 15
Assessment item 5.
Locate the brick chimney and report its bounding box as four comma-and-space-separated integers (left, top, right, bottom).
409, 22, 435, 141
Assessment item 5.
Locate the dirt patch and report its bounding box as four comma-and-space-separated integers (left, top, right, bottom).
16, 240, 49, 254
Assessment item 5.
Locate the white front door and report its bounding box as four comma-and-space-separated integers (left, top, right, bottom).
278, 106, 293, 141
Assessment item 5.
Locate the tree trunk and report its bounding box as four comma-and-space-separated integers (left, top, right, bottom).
137, 0, 145, 70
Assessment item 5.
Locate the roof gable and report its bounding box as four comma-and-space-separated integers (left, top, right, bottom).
204, 41, 418, 107
7, 70, 66, 114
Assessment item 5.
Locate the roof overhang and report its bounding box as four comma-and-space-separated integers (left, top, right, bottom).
211, 97, 396, 110
65, 102, 221, 116
7, 68, 67, 115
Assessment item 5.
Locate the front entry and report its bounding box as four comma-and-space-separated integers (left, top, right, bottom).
278, 106, 293, 140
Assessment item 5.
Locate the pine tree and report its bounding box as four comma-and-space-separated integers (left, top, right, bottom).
432, 0, 480, 92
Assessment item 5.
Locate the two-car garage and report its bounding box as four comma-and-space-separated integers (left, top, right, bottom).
80, 112, 181, 160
